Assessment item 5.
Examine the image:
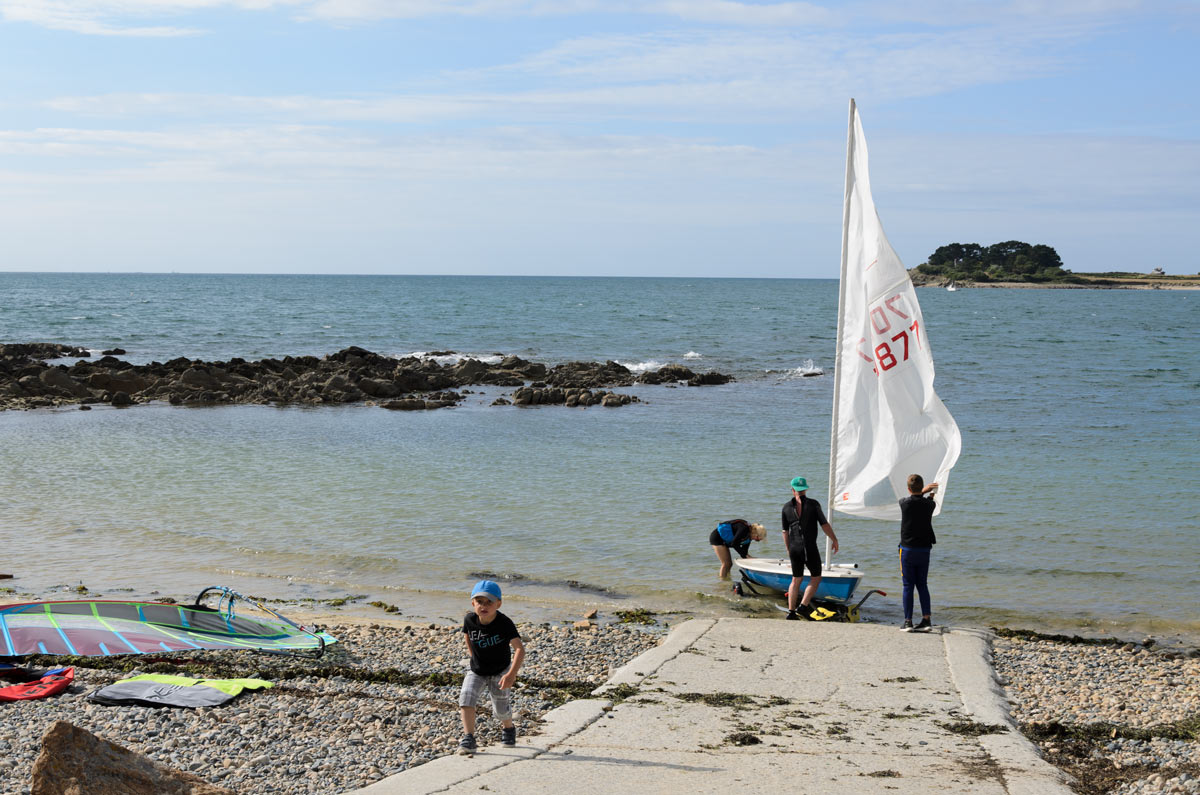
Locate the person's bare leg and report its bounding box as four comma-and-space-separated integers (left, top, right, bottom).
787, 578, 801, 611
800, 575, 822, 609
460, 706, 476, 735
713, 545, 733, 579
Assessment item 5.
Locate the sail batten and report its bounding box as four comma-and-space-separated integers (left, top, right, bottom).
830, 99, 961, 522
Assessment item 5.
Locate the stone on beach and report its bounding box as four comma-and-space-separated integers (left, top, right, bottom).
30, 720, 234, 795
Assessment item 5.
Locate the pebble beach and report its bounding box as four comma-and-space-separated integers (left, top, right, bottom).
0, 615, 662, 794
2, 613, 1197, 795
994, 633, 1200, 795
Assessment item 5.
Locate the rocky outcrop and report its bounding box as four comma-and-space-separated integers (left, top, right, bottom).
511, 386, 637, 407
30, 720, 233, 795
0, 344, 731, 412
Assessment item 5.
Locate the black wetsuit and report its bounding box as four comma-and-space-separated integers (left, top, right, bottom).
781, 495, 825, 578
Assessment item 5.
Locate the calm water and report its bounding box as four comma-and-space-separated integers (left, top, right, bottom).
2, 273, 1197, 642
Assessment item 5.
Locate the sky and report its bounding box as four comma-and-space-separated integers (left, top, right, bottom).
1, 1, 1197, 277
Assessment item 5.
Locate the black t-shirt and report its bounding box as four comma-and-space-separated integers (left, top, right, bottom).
463, 611, 520, 676
899, 494, 937, 548
781, 496, 826, 546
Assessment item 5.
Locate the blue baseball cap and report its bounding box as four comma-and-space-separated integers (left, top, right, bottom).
790, 476, 809, 492
471, 580, 502, 601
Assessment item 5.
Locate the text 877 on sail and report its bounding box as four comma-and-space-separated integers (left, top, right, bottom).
855, 293, 922, 376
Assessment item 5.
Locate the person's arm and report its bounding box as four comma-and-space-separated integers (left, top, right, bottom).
499, 637, 525, 689
922, 482, 938, 496
781, 507, 790, 552
821, 521, 839, 555
463, 632, 474, 661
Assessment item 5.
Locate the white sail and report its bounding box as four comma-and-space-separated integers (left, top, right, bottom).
828, 100, 961, 521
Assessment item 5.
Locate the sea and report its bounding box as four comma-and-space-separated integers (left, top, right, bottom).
1, 273, 1197, 645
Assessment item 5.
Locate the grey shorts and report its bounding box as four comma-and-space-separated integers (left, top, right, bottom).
458, 670, 513, 721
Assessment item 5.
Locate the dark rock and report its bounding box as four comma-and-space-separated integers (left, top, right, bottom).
39, 367, 86, 396
30, 720, 234, 795
687, 372, 732, 386
110, 391, 133, 406
100, 348, 126, 356
179, 367, 217, 389
381, 399, 428, 411
638, 364, 695, 384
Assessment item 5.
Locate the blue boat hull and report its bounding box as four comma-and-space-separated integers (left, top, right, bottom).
733, 558, 862, 603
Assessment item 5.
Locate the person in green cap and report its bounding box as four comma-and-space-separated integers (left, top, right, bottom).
781, 476, 838, 620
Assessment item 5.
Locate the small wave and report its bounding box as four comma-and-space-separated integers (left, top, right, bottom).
322, 325, 332, 329
683, 351, 702, 359
616, 359, 664, 373
68, 316, 88, 320
776, 359, 824, 378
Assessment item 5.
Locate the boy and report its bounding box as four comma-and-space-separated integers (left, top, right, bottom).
899, 474, 938, 632
458, 579, 525, 755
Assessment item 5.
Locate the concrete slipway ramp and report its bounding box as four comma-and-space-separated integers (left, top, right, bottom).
349, 619, 1073, 795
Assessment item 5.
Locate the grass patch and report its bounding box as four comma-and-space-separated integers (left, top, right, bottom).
862, 770, 900, 778
882, 675, 920, 683
826, 724, 848, 736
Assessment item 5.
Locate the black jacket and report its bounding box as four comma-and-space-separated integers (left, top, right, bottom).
898, 494, 937, 548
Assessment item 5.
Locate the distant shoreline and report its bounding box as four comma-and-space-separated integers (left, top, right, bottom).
916, 279, 1200, 290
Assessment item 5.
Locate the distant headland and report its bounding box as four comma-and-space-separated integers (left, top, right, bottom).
908, 240, 1200, 289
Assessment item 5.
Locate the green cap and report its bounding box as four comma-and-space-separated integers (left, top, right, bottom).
790, 476, 809, 492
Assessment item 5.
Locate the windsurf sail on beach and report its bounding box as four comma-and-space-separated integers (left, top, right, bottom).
0, 587, 335, 659
828, 99, 961, 523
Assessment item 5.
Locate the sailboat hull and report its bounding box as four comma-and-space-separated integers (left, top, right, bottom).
732, 558, 863, 602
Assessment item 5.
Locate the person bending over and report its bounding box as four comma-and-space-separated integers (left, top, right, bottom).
709, 519, 766, 579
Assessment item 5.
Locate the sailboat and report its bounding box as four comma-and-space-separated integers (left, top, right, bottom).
946, 282, 958, 292
735, 100, 961, 616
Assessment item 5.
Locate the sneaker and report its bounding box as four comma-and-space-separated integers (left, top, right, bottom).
900, 620, 914, 632
501, 727, 517, 747
913, 618, 933, 632
785, 610, 800, 620
458, 734, 477, 755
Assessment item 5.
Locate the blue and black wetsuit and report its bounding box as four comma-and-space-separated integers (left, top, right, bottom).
709, 520, 753, 558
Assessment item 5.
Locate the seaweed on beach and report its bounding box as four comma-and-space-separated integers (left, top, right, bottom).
991, 626, 1148, 648
675, 691, 755, 708
614, 608, 657, 625
1021, 712, 1200, 743
938, 719, 1008, 736
725, 732, 761, 746
1024, 731, 1200, 795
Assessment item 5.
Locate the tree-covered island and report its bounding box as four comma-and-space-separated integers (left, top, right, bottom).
908, 240, 1199, 287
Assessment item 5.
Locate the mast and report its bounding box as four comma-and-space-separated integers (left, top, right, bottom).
826, 97, 856, 564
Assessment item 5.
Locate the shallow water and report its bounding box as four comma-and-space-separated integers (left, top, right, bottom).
2, 274, 1197, 642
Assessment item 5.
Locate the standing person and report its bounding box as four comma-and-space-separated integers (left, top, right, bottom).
781, 476, 838, 620
458, 580, 525, 755
709, 519, 766, 579
899, 474, 938, 632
